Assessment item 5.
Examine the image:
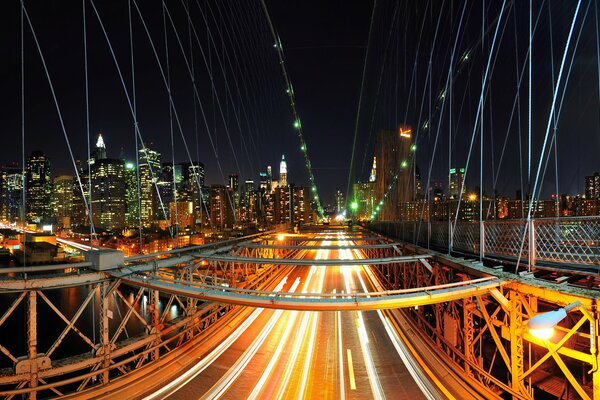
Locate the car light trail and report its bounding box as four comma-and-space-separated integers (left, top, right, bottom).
352, 249, 444, 400
337, 310, 346, 398
339, 246, 385, 400
202, 277, 303, 400
143, 275, 291, 400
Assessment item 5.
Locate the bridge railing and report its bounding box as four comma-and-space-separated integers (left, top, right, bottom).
372, 216, 600, 269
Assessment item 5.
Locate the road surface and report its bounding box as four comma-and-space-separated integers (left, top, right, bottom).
159, 231, 438, 400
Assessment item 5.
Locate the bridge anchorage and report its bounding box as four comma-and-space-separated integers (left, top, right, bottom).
0, 226, 596, 399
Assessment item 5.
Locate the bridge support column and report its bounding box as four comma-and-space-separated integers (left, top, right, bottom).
185, 268, 196, 341
100, 282, 111, 384
509, 291, 529, 398
150, 289, 160, 361
593, 306, 600, 400
27, 291, 38, 400
463, 296, 475, 378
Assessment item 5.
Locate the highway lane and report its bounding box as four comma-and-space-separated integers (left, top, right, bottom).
166, 231, 437, 400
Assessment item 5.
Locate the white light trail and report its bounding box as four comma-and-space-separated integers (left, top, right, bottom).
353, 249, 442, 400
144, 275, 291, 400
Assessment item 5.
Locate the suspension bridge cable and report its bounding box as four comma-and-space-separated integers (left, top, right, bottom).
83, 0, 99, 250
128, 0, 144, 253
21, 1, 96, 240
20, 1, 25, 271
517, 0, 583, 272
259, 0, 324, 217
346, 1, 377, 207
158, 1, 238, 225
452, 0, 508, 238
89, 0, 174, 238
162, 2, 179, 239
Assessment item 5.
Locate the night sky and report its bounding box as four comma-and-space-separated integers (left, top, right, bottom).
1, 1, 599, 205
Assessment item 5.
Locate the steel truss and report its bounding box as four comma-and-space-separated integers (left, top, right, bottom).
368, 242, 600, 399
0, 236, 289, 399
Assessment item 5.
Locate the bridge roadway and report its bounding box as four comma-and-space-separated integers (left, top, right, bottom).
110, 233, 444, 399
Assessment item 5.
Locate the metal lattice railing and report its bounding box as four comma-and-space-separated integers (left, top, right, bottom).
484, 220, 528, 260
534, 217, 600, 266
372, 216, 600, 269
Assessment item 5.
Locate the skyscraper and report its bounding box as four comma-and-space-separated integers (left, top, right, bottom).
186, 163, 205, 226
374, 126, 413, 220
26, 151, 52, 223
585, 172, 600, 199
91, 159, 126, 230
0, 164, 23, 223
279, 155, 288, 187
139, 147, 161, 227
266, 165, 273, 192
449, 167, 465, 199
124, 161, 139, 227
52, 175, 74, 227
88, 136, 126, 230
94, 133, 107, 161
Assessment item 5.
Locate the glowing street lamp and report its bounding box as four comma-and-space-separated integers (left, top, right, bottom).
277, 233, 286, 242
528, 301, 581, 340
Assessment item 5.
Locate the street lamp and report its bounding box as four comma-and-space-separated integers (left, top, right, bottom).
528, 300, 581, 340
277, 233, 286, 242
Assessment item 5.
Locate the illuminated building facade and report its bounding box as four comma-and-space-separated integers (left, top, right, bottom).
139, 147, 161, 227
279, 155, 287, 187
26, 151, 52, 223
91, 159, 126, 230
52, 175, 73, 228
374, 125, 413, 220
449, 167, 465, 199
353, 181, 375, 220
585, 172, 600, 199
0, 165, 23, 223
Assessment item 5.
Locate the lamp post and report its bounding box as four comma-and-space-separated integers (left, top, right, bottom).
528, 300, 581, 340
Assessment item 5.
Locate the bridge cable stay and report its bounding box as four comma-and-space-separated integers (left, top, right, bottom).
167, 0, 264, 227
362, 5, 431, 207
417, 2, 468, 250
20, 2, 98, 250
189, 0, 263, 182
194, 0, 283, 227
259, 0, 325, 217
171, 0, 265, 224
452, 1, 508, 245
415, 0, 448, 246
83, 0, 100, 250
127, 0, 146, 253
548, 1, 559, 219
346, 0, 379, 207
357, 3, 401, 185
483, 2, 549, 221
364, 3, 499, 223
515, 1, 593, 272
162, 2, 179, 238
535, 4, 590, 214
226, 0, 286, 166
20, 3, 25, 270
515, 0, 584, 272
146, 0, 251, 228
182, 0, 281, 224
89, 0, 175, 240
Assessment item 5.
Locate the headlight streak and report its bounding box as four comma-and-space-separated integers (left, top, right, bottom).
296, 241, 328, 399
339, 245, 384, 400
353, 249, 442, 400
141, 276, 292, 400
200, 277, 303, 400
250, 244, 327, 400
